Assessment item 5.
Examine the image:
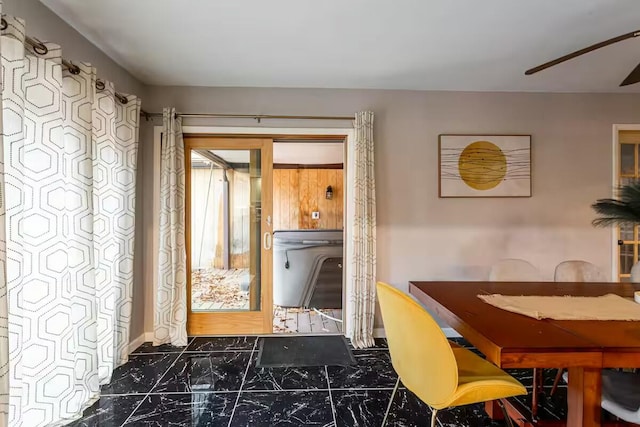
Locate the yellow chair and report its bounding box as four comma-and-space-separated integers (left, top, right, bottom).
376, 282, 527, 427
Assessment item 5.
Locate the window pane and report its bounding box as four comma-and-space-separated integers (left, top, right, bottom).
190, 148, 261, 312
619, 244, 635, 275
620, 224, 634, 241
620, 144, 635, 175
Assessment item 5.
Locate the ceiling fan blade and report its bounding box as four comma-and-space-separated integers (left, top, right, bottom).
525, 30, 640, 75
620, 61, 640, 86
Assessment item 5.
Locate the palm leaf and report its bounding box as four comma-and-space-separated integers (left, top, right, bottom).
592, 182, 640, 227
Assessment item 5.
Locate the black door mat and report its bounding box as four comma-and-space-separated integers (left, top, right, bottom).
256, 336, 356, 368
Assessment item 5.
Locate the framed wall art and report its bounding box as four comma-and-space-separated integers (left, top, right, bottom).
439, 134, 531, 198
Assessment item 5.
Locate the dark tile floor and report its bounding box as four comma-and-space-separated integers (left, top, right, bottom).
69, 336, 568, 426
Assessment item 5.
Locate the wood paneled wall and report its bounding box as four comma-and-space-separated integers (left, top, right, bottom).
273, 169, 343, 230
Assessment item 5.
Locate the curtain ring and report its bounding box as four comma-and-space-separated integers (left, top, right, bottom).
1, 18, 7, 31
116, 93, 129, 105
95, 79, 128, 105
32, 39, 48, 55
67, 61, 81, 75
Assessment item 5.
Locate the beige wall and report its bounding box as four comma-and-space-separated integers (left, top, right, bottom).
139, 86, 640, 330
5, 0, 151, 339
7, 0, 640, 336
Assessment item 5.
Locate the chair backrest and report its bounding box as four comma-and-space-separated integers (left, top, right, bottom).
554, 260, 606, 282
489, 259, 541, 281
376, 282, 458, 406
601, 369, 640, 423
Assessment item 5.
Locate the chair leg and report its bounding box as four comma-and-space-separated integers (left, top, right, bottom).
531, 368, 542, 419
430, 408, 438, 427
381, 377, 400, 427
497, 399, 515, 427
550, 368, 564, 396
537, 368, 544, 395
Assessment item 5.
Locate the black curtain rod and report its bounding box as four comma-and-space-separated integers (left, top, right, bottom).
141, 112, 354, 122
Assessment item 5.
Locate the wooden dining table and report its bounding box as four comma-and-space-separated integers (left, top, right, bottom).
409, 281, 640, 427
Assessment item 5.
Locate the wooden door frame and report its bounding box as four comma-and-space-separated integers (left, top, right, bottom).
152, 126, 354, 337
184, 137, 273, 335
611, 124, 640, 282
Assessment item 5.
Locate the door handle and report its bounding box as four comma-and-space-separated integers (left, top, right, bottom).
263, 232, 272, 250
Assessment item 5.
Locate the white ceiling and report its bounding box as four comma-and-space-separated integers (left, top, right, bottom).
42, 0, 640, 92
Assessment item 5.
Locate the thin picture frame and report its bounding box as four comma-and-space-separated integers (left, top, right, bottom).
438, 134, 532, 198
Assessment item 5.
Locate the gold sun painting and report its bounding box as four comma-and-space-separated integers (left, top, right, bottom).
439, 135, 531, 198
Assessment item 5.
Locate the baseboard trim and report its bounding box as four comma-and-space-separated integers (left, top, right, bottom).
372, 327, 460, 339
127, 333, 146, 354
372, 328, 385, 338
128, 332, 155, 353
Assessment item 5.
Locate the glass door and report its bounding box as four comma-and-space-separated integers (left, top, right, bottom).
185, 137, 273, 334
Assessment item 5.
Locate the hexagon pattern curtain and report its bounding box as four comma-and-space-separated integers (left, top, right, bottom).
0, 3, 7, 426
0, 15, 140, 426
153, 107, 188, 347
346, 111, 377, 349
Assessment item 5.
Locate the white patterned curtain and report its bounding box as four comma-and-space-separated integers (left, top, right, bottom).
0, 3, 8, 425
0, 15, 140, 426
346, 111, 377, 349
153, 107, 187, 346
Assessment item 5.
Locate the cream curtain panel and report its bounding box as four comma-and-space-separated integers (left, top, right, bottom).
346, 111, 377, 348
0, 14, 140, 426
153, 107, 188, 346
0, 3, 8, 424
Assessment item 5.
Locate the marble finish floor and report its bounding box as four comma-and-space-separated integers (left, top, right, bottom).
69, 336, 569, 426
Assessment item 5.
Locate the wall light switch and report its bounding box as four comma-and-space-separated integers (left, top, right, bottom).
311, 211, 320, 219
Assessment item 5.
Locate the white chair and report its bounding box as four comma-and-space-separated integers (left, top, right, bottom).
601, 370, 640, 423
553, 260, 606, 282
559, 370, 640, 423
489, 259, 541, 282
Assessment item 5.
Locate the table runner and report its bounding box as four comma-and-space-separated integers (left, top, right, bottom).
478, 293, 640, 321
